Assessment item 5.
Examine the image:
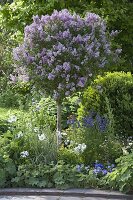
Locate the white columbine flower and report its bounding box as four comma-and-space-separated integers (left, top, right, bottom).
74, 146, 80, 154
34, 127, 39, 133
7, 115, 17, 123
20, 151, 29, 158
16, 131, 23, 138
74, 143, 87, 154
81, 143, 87, 152
38, 133, 46, 141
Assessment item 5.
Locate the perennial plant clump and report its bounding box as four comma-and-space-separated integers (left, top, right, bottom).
66, 111, 122, 164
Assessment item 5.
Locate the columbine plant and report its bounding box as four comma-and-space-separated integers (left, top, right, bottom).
13, 9, 121, 146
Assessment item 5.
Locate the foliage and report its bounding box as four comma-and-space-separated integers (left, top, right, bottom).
30, 95, 80, 130
0, 107, 23, 134
58, 148, 82, 165
13, 9, 119, 102
84, 0, 133, 72
62, 94, 80, 129
0, 81, 21, 108
102, 151, 133, 193
0, 29, 23, 109
11, 160, 105, 189
0, 101, 57, 165
64, 111, 122, 165
0, 154, 16, 188
78, 72, 133, 138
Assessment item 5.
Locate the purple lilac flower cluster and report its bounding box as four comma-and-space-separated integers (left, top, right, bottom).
93, 161, 115, 176
13, 9, 121, 101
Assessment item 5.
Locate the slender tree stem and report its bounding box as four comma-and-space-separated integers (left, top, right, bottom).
56, 101, 62, 146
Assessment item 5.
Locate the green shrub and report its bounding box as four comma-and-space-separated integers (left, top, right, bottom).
0, 81, 20, 108
102, 151, 133, 193
58, 148, 82, 165
78, 72, 133, 139
0, 153, 16, 188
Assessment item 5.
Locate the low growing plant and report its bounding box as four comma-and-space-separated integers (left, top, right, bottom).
102, 151, 133, 193
11, 160, 113, 189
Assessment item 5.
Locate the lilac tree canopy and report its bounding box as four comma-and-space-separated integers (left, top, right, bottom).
13, 9, 121, 102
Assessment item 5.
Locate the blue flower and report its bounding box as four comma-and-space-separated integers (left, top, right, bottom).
96, 114, 108, 132
67, 119, 75, 124
75, 164, 84, 172
76, 165, 81, 172
82, 116, 94, 127
111, 164, 115, 168
95, 163, 104, 169
102, 169, 108, 175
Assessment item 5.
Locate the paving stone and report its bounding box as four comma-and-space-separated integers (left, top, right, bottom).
83, 198, 123, 200
83, 198, 108, 200
0, 196, 60, 200
59, 197, 82, 200
0, 196, 130, 200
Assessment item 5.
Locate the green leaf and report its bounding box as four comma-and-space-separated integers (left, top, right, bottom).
0, 169, 6, 187
28, 177, 39, 186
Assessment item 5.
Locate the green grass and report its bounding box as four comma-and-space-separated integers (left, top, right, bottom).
0, 107, 27, 121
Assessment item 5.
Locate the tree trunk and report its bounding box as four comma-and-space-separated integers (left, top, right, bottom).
56, 101, 62, 147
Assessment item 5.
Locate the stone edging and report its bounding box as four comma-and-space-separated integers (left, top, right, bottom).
0, 188, 132, 199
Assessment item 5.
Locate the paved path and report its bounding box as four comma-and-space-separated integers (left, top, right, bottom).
0, 196, 128, 200
0, 189, 132, 200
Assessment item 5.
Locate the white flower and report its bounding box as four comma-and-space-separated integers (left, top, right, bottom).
88, 73, 92, 77
74, 146, 80, 154
34, 127, 39, 132
96, 85, 102, 90
20, 151, 29, 158
16, 131, 23, 138
38, 133, 46, 141
81, 143, 87, 151
74, 143, 87, 154
26, 122, 32, 128
61, 132, 67, 136
64, 139, 70, 145
7, 115, 17, 123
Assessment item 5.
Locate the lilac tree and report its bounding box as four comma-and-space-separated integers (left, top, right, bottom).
13, 9, 121, 146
